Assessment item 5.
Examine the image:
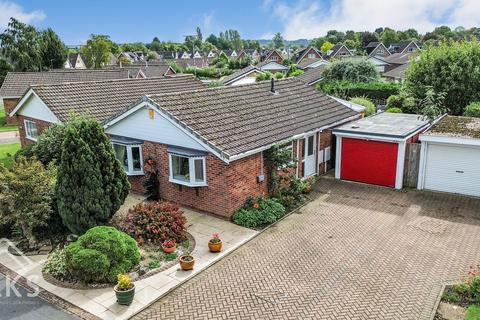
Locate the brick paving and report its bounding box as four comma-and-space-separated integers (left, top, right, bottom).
134, 178, 480, 320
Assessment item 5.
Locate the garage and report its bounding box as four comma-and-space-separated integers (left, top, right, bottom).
333, 113, 430, 189
418, 116, 480, 197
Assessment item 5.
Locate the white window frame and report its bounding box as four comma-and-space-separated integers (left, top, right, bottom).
113, 143, 144, 176
24, 119, 38, 141
168, 154, 207, 187
308, 53, 316, 59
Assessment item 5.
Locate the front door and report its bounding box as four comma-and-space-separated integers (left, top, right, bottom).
304, 134, 316, 177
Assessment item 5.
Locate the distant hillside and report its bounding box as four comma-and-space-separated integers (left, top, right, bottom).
258, 39, 311, 47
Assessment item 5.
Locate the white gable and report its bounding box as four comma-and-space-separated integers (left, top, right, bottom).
105, 105, 207, 151
16, 92, 60, 123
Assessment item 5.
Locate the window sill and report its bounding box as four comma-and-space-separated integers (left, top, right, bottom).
26, 136, 38, 142
126, 171, 144, 176
169, 178, 207, 188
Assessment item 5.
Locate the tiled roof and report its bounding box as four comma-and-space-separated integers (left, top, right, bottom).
26, 75, 206, 123
222, 65, 262, 85
295, 66, 327, 86
147, 77, 359, 157
383, 52, 415, 65
0, 69, 130, 98
140, 65, 174, 77
296, 57, 324, 69
382, 63, 409, 80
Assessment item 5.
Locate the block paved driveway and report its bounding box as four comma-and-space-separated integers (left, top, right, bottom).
134, 178, 480, 320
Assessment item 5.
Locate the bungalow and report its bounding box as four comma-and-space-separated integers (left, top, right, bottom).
236, 49, 260, 61
257, 60, 289, 74
382, 63, 408, 83
293, 47, 327, 70
295, 66, 328, 86
222, 65, 264, 86
0, 69, 130, 124
11, 77, 361, 217
261, 49, 284, 64
388, 40, 420, 54
365, 42, 391, 58
64, 53, 87, 69
323, 44, 354, 60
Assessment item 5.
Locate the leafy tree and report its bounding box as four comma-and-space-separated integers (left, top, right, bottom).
0, 157, 56, 247
381, 28, 398, 47
420, 87, 446, 121
56, 117, 130, 234
323, 59, 379, 83
464, 102, 480, 117
150, 37, 162, 52
405, 40, 480, 115
385, 93, 417, 114
118, 55, 131, 66
196, 26, 203, 44
205, 34, 219, 48
320, 41, 335, 53
361, 32, 379, 47
80, 34, 115, 68
272, 32, 284, 49
40, 28, 68, 69
0, 18, 43, 71
311, 37, 327, 50
120, 42, 148, 53
0, 58, 14, 86
202, 41, 217, 52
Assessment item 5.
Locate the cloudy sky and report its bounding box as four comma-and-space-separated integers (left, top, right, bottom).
1, 0, 479, 44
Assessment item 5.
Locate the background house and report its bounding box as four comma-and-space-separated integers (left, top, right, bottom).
64, 53, 87, 69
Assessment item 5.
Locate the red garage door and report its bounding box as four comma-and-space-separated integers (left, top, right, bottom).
341, 138, 398, 187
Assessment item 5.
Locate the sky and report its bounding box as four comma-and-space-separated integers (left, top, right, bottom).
1, 0, 480, 44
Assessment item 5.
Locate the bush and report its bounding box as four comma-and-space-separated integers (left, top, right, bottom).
256, 71, 273, 82
274, 72, 284, 79
317, 81, 400, 100
275, 175, 314, 209
386, 107, 402, 113
232, 196, 286, 228
350, 97, 376, 116
120, 201, 187, 246
31, 124, 66, 165
464, 102, 480, 118
290, 70, 304, 77
386, 94, 417, 114
323, 59, 379, 83
43, 249, 69, 279
65, 226, 140, 283
184, 66, 232, 78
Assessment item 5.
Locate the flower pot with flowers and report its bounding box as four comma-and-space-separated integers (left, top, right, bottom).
179, 252, 195, 271
162, 239, 176, 253
114, 274, 135, 305
208, 232, 222, 252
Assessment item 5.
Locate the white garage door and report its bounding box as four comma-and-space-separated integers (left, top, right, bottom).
424, 143, 480, 197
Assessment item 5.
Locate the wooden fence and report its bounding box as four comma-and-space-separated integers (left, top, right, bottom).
403, 143, 421, 188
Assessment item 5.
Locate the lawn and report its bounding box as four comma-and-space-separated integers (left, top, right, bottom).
466, 305, 480, 320
0, 102, 19, 133
0, 143, 20, 167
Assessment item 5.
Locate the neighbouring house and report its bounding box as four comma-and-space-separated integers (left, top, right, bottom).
12, 77, 361, 218
64, 53, 87, 69
119, 52, 144, 63
158, 51, 179, 60
365, 42, 391, 58
192, 51, 202, 59
323, 43, 354, 60
388, 40, 420, 54
295, 65, 328, 86
382, 63, 409, 83
256, 60, 289, 74
261, 49, 285, 64
343, 55, 390, 74
382, 52, 417, 73
293, 47, 323, 63
206, 50, 217, 58
222, 65, 264, 86
0, 69, 130, 124
236, 49, 260, 61
417, 116, 480, 198
333, 113, 430, 189
108, 64, 176, 79
222, 50, 238, 58
180, 51, 191, 59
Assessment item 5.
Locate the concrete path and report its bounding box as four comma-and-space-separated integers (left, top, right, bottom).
135, 178, 480, 320
0, 131, 20, 144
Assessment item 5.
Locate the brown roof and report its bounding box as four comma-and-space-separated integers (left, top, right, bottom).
382, 63, 409, 80
147, 78, 359, 157
0, 69, 130, 98
140, 65, 175, 77
295, 66, 327, 86
222, 65, 262, 85
25, 75, 206, 123
424, 116, 480, 139
383, 52, 415, 65
296, 57, 325, 69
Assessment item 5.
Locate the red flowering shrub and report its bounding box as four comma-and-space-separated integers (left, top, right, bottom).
119, 202, 187, 246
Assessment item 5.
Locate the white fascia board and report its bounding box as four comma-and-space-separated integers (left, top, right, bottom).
333, 132, 405, 143
419, 134, 480, 147
9, 88, 35, 116
395, 141, 406, 189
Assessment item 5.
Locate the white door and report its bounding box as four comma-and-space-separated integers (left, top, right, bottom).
304, 134, 316, 177
423, 143, 480, 197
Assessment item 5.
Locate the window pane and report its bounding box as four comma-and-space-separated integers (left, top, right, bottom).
194, 159, 204, 182
131, 147, 142, 171
26, 121, 38, 139
307, 136, 314, 156
113, 144, 128, 171
172, 155, 190, 182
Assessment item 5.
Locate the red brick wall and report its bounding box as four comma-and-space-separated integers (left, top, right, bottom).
17, 115, 52, 146
3, 98, 19, 124
318, 130, 333, 173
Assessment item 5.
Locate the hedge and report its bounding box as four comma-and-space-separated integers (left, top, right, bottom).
317, 80, 401, 100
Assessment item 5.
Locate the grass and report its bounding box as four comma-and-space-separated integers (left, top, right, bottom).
466, 305, 480, 320
0, 143, 20, 167
0, 102, 19, 133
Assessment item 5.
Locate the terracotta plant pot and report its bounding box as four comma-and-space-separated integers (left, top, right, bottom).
114, 284, 135, 305
208, 241, 222, 252
162, 244, 176, 253
179, 255, 195, 271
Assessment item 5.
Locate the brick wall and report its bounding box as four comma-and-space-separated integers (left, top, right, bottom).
17, 115, 52, 147
3, 98, 19, 125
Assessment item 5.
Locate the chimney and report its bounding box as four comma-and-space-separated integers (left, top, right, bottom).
270, 78, 275, 94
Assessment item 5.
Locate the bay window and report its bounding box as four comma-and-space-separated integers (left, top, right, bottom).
168, 147, 207, 186
113, 143, 143, 175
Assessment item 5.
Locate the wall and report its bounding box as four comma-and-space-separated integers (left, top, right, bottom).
17, 115, 52, 146
3, 98, 19, 124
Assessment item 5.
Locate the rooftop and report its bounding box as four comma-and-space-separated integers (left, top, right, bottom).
333, 112, 430, 138
424, 116, 480, 139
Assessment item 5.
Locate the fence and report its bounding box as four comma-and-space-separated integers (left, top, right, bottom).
403, 143, 421, 188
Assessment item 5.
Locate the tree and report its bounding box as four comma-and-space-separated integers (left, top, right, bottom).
272, 32, 284, 49
381, 28, 398, 47
0, 58, 14, 86
120, 42, 148, 53
361, 32, 379, 47
405, 40, 480, 115
40, 28, 68, 69
150, 37, 162, 52
420, 87, 446, 121
0, 18, 43, 71
0, 157, 56, 247
80, 34, 114, 68
196, 26, 203, 44
323, 59, 379, 83
56, 117, 130, 234
320, 41, 335, 53
464, 102, 480, 117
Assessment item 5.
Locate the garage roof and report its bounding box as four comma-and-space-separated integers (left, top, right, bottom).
423, 116, 480, 139
333, 112, 430, 139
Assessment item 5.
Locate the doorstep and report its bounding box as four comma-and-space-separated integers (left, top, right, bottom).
0, 208, 258, 320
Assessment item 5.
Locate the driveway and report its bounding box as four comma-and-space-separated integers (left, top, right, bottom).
134, 177, 480, 320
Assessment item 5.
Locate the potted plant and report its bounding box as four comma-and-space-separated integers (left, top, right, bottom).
179, 253, 195, 271
114, 274, 135, 305
162, 239, 176, 253
208, 232, 222, 252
